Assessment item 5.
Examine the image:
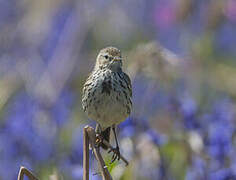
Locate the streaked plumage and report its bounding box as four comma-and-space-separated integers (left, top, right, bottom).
82, 47, 132, 130
82, 47, 132, 153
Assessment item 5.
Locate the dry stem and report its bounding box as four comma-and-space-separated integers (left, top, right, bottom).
83, 126, 90, 180
85, 126, 113, 180
83, 125, 129, 180
17, 166, 39, 180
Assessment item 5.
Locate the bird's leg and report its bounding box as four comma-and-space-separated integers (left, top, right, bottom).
108, 125, 121, 163
95, 124, 103, 147
113, 126, 119, 152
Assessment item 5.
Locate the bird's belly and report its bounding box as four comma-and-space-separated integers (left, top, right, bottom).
87, 90, 129, 129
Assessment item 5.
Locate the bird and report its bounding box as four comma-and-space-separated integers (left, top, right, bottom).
82, 46, 132, 162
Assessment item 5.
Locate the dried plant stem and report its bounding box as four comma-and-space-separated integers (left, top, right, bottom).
83, 125, 129, 180
83, 126, 90, 180
17, 166, 39, 180
85, 126, 113, 180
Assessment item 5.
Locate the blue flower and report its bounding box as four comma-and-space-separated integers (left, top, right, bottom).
209, 168, 236, 180
146, 128, 167, 146
185, 156, 206, 180
51, 89, 74, 127
0, 89, 75, 179
39, 4, 74, 62
206, 122, 233, 162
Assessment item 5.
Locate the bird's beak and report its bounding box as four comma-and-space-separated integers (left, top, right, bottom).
112, 57, 122, 62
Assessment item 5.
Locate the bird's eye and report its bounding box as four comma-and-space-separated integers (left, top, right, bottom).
104, 55, 109, 59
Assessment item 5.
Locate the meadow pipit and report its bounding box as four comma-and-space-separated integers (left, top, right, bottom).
82, 47, 132, 162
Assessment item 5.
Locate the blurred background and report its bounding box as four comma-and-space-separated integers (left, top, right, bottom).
0, 0, 236, 179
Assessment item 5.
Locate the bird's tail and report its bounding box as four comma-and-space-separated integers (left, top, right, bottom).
100, 127, 110, 150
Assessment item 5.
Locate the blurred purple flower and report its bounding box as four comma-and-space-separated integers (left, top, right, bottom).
120, 117, 135, 128
0, 89, 75, 179
180, 94, 197, 117
179, 93, 200, 129
39, 4, 74, 62
209, 168, 236, 180
214, 22, 236, 56
119, 116, 142, 138
153, 0, 177, 29
206, 122, 233, 162
70, 126, 84, 164
211, 98, 235, 123
146, 128, 167, 146
51, 89, 74, 127
132, 75, 150, 108
120, 124, 135, 138
3, 92, 55, 161
152, 0, 182, 52
224, 0, 236, 22
185, 156, 206, 180
0, 55, 18, 76
0, 0, 19, 27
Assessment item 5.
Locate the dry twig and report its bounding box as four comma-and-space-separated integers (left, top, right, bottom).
83, 126, 90, 180
85, 126, 112, 180
83, 125, 129, 180
17, 166, 39, 180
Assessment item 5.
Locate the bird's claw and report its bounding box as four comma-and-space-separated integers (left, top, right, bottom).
108, 147, 120, 163
95, 134, 103, 148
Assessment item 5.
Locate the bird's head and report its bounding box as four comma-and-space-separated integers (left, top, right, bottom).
95, 47, 123, 72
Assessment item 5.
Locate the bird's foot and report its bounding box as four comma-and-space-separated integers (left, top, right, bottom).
108, 146, 120, 163
95, 133, 104, 148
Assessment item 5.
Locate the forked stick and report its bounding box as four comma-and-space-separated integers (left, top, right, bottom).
85, 126, 112, 180
17, 166, 39, 180
83, 126, 129, 180
83, 127, 90, 180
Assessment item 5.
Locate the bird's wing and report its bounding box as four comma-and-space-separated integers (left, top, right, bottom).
82, 73, 93, 95
82, 73, 93, 111
122, 72, 132, 97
